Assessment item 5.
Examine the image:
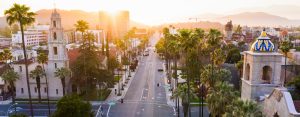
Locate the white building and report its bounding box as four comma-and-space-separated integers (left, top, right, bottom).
14, 10, 68, 99
241, 30, 300, 116
12, 25, 49, 47
0, 36, 11, 47
11, 49, 37, 62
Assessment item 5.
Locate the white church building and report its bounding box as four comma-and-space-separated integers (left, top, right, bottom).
241, 30, 300, 116
14, 9, 69, 99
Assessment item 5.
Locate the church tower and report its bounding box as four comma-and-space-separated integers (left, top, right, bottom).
47, 9, 69, 98
241, 30, 283, 101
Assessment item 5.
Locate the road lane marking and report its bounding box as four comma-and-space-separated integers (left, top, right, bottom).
106, 105, 111, 117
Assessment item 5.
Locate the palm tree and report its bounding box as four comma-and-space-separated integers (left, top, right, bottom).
37, 53, 50, 115
172, 83, 196, 117
224, 98, 262, 117
29, 66, 44, 103
55, 67, 71, 96
74, 20, 89, 42
206, 82, 238, 116
1, 69, 19, 105
280, 40, 291, 86
4, 3, 36, 116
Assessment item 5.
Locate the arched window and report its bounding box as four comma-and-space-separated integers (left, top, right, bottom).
262, 66, 272, 84
245, 64, 250, 80
53, 32, 57, 40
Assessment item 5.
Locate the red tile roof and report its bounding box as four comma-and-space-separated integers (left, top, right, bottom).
67, 48, 107, 65
13, 59, 35, 65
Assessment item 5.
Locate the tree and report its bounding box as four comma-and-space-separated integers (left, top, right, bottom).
226, 47, 241, 64
200, 64, 231, 90
235, 60, 244, 78
1, 69, 19, 105
52, 95, 93, 117
172, 83, 197, 117
74, 20, 89, 42
5, 4, 36, 116
29, 66, 44, 103
287, 76, 300, 100
36, 52, 51, 115
0, 49, 13, 65
55, 67, 71, 96
224, 99, 262, 117
280, 40, 291, 86
206, 82, 238, 116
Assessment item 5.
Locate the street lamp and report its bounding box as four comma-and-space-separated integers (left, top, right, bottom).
6, 102, 18, 116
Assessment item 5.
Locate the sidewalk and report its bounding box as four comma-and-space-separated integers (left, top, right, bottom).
161, 62, 176, 107
0, 98, 11, 105
105, 57, 142, 103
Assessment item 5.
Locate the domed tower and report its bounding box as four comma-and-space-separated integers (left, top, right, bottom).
241, 30, 282, 101
47, 9, 69, 98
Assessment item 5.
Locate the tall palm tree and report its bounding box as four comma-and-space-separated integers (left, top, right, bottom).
280, 40, 291, 86
1, 69, 19, 105
55, 67, 71, 96
37, 53, 50, 115
172, 83, 196, 117
4, 3, 36, 116
74, 20, 89, 42
29, 66, 44, 103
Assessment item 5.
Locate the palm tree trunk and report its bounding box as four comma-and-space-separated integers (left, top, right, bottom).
42, 64, 51, 115
36, 77, 41, 103
61, 77, 66, 96
20, 22, 34, 116
10, 82, 15, 105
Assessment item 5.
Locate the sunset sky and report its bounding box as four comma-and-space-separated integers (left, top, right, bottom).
1, 0, 300, 25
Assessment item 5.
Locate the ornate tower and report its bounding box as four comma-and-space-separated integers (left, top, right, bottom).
241, 30, 283, 101
47, 9, 69, 98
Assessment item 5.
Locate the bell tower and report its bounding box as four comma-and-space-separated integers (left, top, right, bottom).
241, 30, 283, 100
47, 9, 69, 98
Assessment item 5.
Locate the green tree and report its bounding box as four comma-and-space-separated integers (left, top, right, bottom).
52, 95, 93, 117
200, 64, 231, 89
206, 82, 238, 116
224, 99, 262, 117
0, 48, 13, 65
55, 67, 71, 96
235, 60, 244, 78
1, 69, 19, 105
172, 83, 197, 117
280, 40, 291, 86
4, 4, 36, 115
74, 20, 89, 42
36, 52, 51, 115
226, 47, 241, 64
287, 76, 300, 100
29, 66, 44, 103
9, 113, 28, 117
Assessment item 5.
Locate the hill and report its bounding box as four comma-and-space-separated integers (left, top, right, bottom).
0, 9, 148, 30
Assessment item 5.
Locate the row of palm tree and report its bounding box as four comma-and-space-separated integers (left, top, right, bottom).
157, 27, 263, 117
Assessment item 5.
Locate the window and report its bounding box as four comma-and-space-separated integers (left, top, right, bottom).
245, 64, 250, 80
44, 87, 47, 93
34, 87, 37, 93
56, 89, 58, 95
53, 21, 56, 27
53, 32, 57, 40
54, 63, 57, 69
21, 88, 24, 94
19, 66, 22, 72
53, 47, 58, 55
262, 66, 272, 84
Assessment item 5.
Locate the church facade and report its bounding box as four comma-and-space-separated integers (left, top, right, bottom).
14, 10, 69, 99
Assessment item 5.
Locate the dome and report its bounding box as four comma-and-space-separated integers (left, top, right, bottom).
250, 30, 275, 52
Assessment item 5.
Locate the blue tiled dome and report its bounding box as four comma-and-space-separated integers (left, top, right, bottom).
250, 31, 274, 52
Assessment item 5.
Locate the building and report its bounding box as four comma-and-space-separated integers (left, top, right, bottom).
224, 20, 233, 40
14, 9, 69, 99
12, 25, 49, 47
0, 36, 11, 48
241, 30, 300, 116
99, 10, 130, 40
